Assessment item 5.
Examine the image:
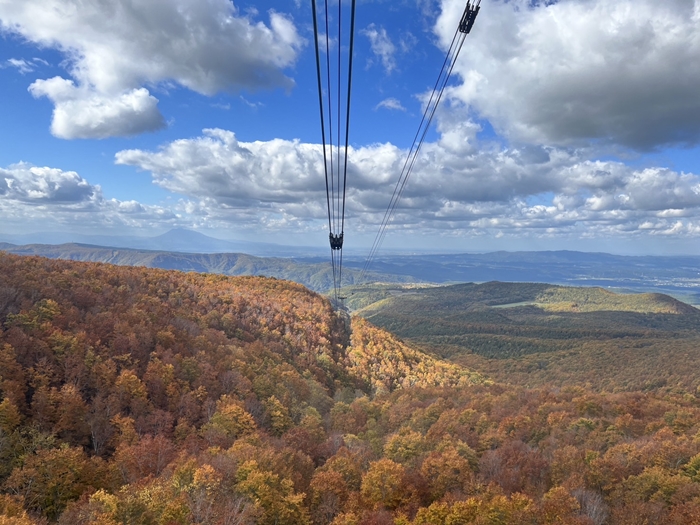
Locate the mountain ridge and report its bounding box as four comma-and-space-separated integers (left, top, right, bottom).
0, 243, 416, 292
0, 228, 325, 256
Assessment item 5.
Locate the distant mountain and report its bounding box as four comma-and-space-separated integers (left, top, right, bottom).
0, 242, 415, 292
4, 236, 700, 300
146, 228, 232, 252
0, 228, 326, 257
338, 249, 700, 300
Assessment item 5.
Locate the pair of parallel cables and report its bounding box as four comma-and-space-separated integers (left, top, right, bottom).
360, 0, 481, 281
310, 0, 357, 302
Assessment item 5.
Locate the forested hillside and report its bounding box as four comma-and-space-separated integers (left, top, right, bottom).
347, 282, 700, 392
2, 255, 700, 524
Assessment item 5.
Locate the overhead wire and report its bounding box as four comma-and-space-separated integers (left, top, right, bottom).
339, 0, 357, 292
310, 0, 338, 299
311, 0, 357, 303
361, 0, 480, 280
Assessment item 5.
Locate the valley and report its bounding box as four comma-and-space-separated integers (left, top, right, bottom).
345, 282, 700, 392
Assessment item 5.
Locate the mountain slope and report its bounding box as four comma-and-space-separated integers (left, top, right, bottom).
345, 281, 700, 391
347, 281, 696, 315
0, 253, 466, 399
3, 255, 700, 524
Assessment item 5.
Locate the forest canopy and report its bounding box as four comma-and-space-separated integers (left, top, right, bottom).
1, 253, 700, 524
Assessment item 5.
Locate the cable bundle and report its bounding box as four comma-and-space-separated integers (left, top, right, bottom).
361, 0, 480, 281
310, 0, 358, 302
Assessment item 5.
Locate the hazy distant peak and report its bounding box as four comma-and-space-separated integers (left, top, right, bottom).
153, 228, 219, 240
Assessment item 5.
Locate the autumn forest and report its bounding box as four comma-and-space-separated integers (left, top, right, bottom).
3, 253, 700, 524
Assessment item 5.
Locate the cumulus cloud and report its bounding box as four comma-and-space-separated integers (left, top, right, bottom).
0, 162, 183, 231
29, 78, 165, 139
0, 163, 96, 203
375, 98, 407, 111
116, 129, 331, 211
0, 0, 303, 138
362, 24, 397, 74
114, 128, 700, 241
4, 132, 700, 244
436, 0, 700, 150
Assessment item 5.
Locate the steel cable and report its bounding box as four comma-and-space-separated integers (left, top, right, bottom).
311, 0, 358, 302
361, 1, 479, 280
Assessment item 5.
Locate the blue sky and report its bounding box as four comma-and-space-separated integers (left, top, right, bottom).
1, 0, 700, 255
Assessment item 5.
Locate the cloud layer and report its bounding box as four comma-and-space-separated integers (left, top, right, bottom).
0, 0, 303, 139
0, 163, 179, 230
4, 123, 700, 246
114, 128, 700, 241
437, 0, 700, 150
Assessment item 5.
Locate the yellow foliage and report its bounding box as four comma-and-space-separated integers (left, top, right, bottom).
542, 487, 580, 524
114, 369, 148, 400
263, 396, 293, 436
360, 459, 406, 510
348, 317, 486, 394
421, 447, 473, 499
0, 516, 35, 525
236, 460, 310, 525
330, 513, 359, 525
0, 496, 33, 525
384, 430, 427, 465
192, 464, 223, 494
201, 398, 257, 441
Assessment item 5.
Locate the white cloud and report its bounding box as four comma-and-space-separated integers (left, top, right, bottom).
114, 128, 700, 241
436, 0, 700, 150
116, 129, 330, 209
362, 24, 397, 74
0, 163, 96, 203
0, 162, 181, 231
375, 98, 406, 112
240, 96, 263, 110
29, 78, 165, 139
0, 0, 303, 139
399, 33, 418, 54
4, 58, 35, 74
4, 128, 700, 245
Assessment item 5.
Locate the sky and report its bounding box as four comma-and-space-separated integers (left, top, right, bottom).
1, 0, 700, 256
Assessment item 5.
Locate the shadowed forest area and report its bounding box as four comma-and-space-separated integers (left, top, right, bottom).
346, 282, 700, 393
2, 254, 700, 523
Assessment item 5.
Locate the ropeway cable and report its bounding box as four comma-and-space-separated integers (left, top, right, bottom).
310, 0, 338, 299
311, 0, 358, 302
361, 0, 480, 281
362, 1, 479, 278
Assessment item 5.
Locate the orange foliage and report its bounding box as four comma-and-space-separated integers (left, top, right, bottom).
1, 253, 700, 523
